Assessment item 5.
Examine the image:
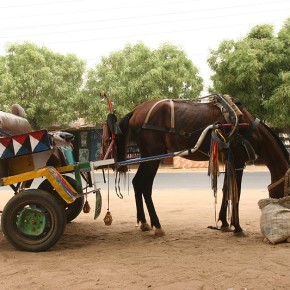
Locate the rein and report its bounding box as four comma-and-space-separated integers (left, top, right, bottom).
268, 168, 290, 196
285, 168, 290, 196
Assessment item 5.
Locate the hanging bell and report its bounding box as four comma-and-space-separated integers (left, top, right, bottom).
83, 200, 91, 213
103, 211, 113, 226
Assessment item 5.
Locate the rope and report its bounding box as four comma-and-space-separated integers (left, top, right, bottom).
268, 176, 285, 191
107, 166, 110, 211
127, 167, 130, 195
284, 168, 290, 196
115, 171, 123, 199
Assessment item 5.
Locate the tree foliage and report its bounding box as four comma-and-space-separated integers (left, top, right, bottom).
2, 18, 288, 130
208, 18, 290, 128
263, 72, 290, 128
83, 42, 203, 124
0, 42, 86, 129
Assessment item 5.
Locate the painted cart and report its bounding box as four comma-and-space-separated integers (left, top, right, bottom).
0, 129, 113, 252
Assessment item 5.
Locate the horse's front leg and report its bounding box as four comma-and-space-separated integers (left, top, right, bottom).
132, 167, 150, 231
132, 161, 165, 236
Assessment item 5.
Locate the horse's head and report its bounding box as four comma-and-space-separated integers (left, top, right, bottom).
235, 105, 290, 199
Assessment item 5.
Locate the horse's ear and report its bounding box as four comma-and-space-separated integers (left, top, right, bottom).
11, 104, 26, 118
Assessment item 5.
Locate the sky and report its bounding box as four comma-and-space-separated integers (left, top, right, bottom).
0, 0, 289, 94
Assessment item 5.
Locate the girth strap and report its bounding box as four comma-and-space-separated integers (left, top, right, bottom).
143, 99, 174, 129
169, 99, 174, 129
140, 123, 196, 138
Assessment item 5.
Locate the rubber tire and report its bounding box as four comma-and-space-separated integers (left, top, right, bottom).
38, 175, 84, 223
1, 189, 66, 252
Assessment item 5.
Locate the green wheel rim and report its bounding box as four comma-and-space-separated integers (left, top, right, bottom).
17, 207, 47, 237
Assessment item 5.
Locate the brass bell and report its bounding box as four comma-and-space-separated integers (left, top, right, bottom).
104, 211, 113, 226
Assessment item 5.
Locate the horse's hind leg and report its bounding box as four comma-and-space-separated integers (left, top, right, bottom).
132, 160, 165, 236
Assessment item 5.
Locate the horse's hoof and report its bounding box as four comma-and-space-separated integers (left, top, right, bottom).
234, 230, 247, 237
155, 227, 165, 237
220, 226, 233, 232
140, 223, 152, 231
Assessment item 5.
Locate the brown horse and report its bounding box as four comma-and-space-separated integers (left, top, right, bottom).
116, 94, 290, 237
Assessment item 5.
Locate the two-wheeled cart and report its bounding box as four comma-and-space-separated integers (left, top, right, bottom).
0, 129, 114, 252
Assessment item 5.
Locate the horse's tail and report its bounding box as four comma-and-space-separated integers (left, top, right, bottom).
116, 111, 134, 172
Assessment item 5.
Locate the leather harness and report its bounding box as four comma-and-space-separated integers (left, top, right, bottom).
139, 98, 259, 163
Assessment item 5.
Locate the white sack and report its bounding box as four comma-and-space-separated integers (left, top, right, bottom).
258, 197, 290, 244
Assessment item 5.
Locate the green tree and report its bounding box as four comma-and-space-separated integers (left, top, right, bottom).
82, 42, 203, 124
263, 72, 290, 128
0, 42, 86, 129
208, 19, 290, 128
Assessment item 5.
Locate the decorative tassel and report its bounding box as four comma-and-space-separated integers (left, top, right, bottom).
83, 200, 91, 213
224, 150, 239, 226
104, 211, 113, 226
209, 140, 220, 197
209, 138, 221, 224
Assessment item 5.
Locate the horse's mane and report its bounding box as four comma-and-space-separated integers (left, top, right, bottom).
261, 122, 290, 165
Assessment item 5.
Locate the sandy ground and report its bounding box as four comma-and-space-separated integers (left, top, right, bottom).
0, 166, 290, 290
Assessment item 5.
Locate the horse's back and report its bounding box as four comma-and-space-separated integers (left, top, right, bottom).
130, 98, 223, 130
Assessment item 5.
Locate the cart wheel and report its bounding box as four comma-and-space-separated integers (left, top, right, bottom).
1, 189, 66, 252
38, 175, 84, 223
